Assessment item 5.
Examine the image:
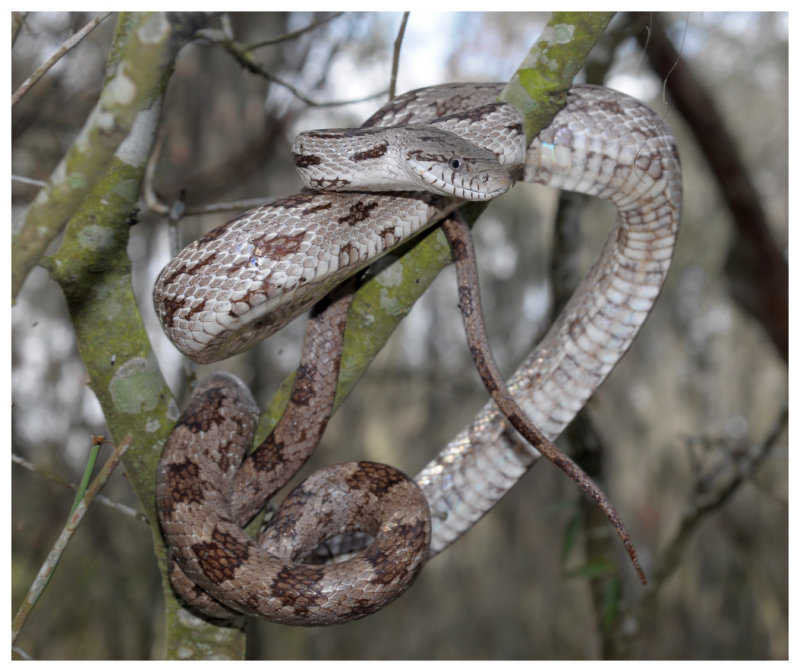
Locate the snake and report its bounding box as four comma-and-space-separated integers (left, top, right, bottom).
154, 83, 682, 625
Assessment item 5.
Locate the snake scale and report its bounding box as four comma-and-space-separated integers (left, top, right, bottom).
154, 83, 682, 625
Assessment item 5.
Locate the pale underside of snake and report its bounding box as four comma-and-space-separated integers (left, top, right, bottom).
154, 83, 682, 625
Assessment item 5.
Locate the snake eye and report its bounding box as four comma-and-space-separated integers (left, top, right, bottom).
449, 157, 463, 170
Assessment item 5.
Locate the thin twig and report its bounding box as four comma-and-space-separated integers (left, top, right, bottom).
143, 134, 170, 216
218, 13, 234, 40
11, 435, 132, 644
204, 29, 387, 107
649, 405, 788, 595
246, 12, 343, 49
12, 175, 48, 188
389, 12, 409, 101
140, 74, 273, 235
11, 452, 147, 523
11, 645, 33, 661
185, 196, 276, 216
11, 12, 113, 107
144, 133, 250, 220
12, 12, 27, 46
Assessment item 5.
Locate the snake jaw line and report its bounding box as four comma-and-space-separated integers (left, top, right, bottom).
410, 162, 510, 201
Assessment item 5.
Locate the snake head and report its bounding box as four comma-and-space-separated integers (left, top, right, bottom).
401, 126, 512, 201
291, 125, 512, 201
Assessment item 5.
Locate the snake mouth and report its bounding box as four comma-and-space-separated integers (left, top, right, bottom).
415, 169, 511, 201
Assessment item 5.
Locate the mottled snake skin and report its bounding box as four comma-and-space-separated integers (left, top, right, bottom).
154, 83, 682, 624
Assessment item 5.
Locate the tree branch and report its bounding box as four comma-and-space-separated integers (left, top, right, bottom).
13, 13, 179, 300
11, 12, 113, 107
12, 435, 132, 644
500, 12, 614, 142
200, 26, 387, 108
38, 11, 248, 660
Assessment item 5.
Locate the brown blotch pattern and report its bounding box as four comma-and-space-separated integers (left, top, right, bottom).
310, 177, 352, 190
160, 458, 206, 512
341, 596, 378, 619
191, 526, 250, 584
339, 242, 357, 264
271, 193, 320, 210
364, 519, 428, 585
195, 223, 232, 244
293, 153, 322, 168
181, 386, 230, 433
441, 102, 504, 124
405, 149, 446, 164
589, 98, 627, 117
337, 200, 379, 226
252, 231, 306, 259
301, 201, 334, 216
250, 435, 285, 473
269, 565, 326, 614
158, 250, 221, 294
156, 293, 185, 331
350, 142, 389, 162
344, 461, 405, 497
289, 363, 317, 406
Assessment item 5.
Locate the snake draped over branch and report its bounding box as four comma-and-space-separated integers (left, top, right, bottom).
154, 82, 681, 625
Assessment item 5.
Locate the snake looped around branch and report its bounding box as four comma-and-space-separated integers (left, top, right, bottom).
154, 83, 682, 625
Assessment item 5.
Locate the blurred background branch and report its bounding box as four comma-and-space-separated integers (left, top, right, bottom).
630, 12, 787, 361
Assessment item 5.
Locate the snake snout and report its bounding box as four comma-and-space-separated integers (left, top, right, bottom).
409, 154, 512, 201
477, 169, 512, 199
461, 166, 512, 201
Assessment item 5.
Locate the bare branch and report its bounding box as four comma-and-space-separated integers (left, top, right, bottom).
11, 12, 113, 107
201, 28, 387, 108
654, 406, 787, 589
246, 11, 343, 49
11, 436, 131, 644
389, 12, 410, 100
11, 453, 148, 523
143, 134, 169, 216
12, 13, 183, 300
12, 175, 47, 188
11, 12, 27, 46
631, 12, 787, 360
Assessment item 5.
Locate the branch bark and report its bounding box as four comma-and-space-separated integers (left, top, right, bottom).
37, 11, 249, 660
13, 13, 185, 300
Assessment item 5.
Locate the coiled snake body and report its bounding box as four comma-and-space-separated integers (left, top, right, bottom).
154, 83, 681, 625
